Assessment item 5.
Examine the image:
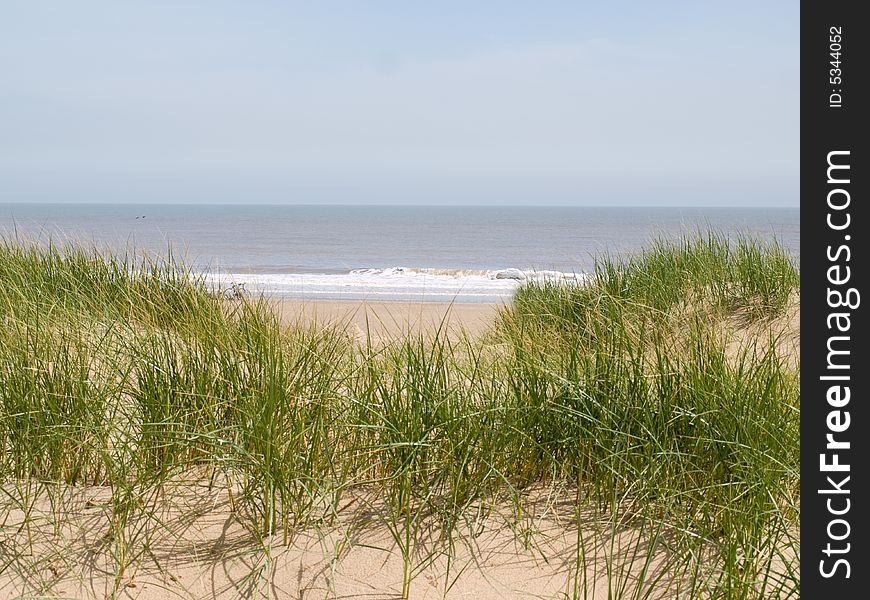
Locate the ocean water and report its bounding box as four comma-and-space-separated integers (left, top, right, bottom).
0, 204, 799, 303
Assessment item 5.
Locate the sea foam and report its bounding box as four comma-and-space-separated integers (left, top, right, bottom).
203, 267, 586, 303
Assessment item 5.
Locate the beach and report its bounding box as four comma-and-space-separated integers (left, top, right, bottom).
273, 299, 501, 342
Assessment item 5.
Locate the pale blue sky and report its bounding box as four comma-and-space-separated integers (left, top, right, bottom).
1, 1, 798, 206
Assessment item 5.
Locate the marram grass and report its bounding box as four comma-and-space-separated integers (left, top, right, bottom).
0, 234, 799, 599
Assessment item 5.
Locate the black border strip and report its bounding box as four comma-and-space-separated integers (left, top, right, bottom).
801, 1, 868, 596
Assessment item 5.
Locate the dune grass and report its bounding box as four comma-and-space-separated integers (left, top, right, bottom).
0, 234, 799, 599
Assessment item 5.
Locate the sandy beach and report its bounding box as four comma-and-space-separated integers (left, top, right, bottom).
272, 299, 502, 342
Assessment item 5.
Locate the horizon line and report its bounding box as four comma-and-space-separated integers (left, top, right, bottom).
0, 201, 800, 209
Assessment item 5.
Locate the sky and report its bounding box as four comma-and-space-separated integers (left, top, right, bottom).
0, 1, 799, 206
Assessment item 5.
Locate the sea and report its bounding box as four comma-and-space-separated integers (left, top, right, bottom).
0, 204, 799, 303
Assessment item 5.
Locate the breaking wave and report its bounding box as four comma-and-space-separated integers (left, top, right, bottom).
348, 266, 584, 281
203, 267, 588, 303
